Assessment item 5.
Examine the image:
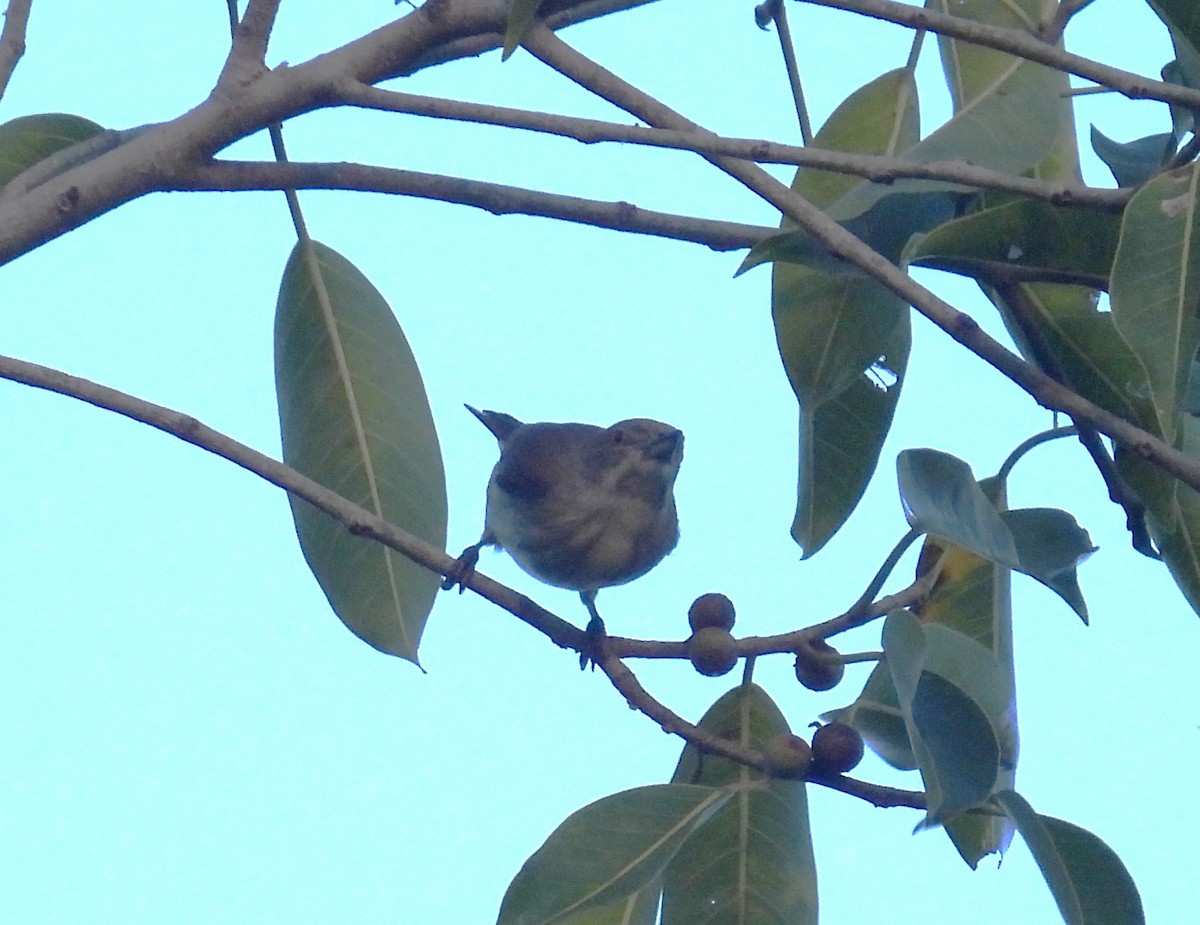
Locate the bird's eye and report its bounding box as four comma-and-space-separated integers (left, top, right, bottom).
612, 428, 625, 444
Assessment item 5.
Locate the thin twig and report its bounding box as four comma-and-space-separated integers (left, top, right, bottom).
1039, 0, 1098, 44
520, 25, 1200, 497
995, 425, 1077, 482
769, 0, 812, 143
0, 0, 32, 101
798, 0, 1200, 111
335, 81, 1128, 210
169, 158, 777, 252
599, 648, 926, 809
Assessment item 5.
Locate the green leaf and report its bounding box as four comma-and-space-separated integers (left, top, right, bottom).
792, 314, 910, 557
548, 883, 661, 925
995, 790, 1145, 925
665, 684, 818, 925
896, 449, 1019, 566
1002, 508, 1095, 622
1116, 419, 1200, 617
739, 191, 957, 276
497, 784, 732, 925
1110, 162, 1200, 443
1090, 127, 1174, 188
503, 0, 543, 60
275, 241, 447, 662
1148, 0, 1200, 73
770, 68, 919, 554
0, 112, 104, 188
883, 613, 1003, 823
905, 198, 1120, 291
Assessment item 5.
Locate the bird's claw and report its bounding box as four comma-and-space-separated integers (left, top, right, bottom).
441, 543, 482, 593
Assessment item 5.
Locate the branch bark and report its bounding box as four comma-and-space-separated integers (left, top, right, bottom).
0, 0, 32, 100
336, 81, 1128, 210
172, 159, 775, 251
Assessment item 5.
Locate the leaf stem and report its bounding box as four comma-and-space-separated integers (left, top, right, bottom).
994, 426, 1078, 482
768, 0, 812, 143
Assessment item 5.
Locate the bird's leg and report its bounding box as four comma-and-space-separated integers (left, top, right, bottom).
579, 589, 607, 670
441, 540, 485, 593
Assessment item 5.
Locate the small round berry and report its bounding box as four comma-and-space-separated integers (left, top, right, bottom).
687, 592, 736, 632
687, 627, 739, 677
793, 639, 845, 691
810, 722, 865, 774
762, 733, 813, 779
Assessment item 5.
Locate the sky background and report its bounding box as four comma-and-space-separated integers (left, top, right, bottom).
2, 1, 1197, 923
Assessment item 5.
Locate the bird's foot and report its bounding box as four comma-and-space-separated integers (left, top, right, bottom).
579, 592, 607, 670
441, 542, 483, 593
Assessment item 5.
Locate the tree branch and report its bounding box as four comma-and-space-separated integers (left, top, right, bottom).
599, 648, 926, 810
335, 81, 1128, 210
0, 0, 653, 265
169, 158, 775, 251
521, 25, 1200, 497
0, 0, 31, 100
0, 348, 926, 810
797, 0, 1200, 110
218, 0, 282, 88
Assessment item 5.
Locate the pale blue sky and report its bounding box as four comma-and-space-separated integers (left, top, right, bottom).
2, 2, 1197, 923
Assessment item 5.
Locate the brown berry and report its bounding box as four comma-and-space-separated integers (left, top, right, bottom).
794, 639, 845, 691
762, 733, 813, 779
688, 592, 736, 632
687, 626, 739, 677
811, 722, 864, 774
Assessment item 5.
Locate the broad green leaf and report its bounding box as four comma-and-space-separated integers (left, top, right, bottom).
1148, 0, 1200, 69
275, 241, 447, 662
882, 612, 1003, 823
666, 684, 817, 925
552, 882, 660, 925
0, 113, 104, 188
896, 449, 1019, 566
1110, 162, 1200, 443
1116, 418, 1200, 617
1161, 60, 1197, 140
771, 68, 918, 554
1002, 507, 1095, 622
502, 0, 543, 60
793, 313, 910, 557
739, 191, 956, 276
905, 198, 1120, 291
828, 0, 1058, 220
1090, 127, 1173, 188
996, 790, 1145, 925
908, 474, 1016, 863
993, 284, 1155, 428
497, 785, 732, 925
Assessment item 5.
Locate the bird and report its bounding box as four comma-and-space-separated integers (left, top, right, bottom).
442, 406, 684, 663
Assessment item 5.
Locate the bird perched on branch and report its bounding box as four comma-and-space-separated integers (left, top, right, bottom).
442, 406, 684, 661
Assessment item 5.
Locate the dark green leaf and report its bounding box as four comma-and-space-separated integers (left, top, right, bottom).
1090, 127, 1173, 188
665, 685, 818, 925
1148, 1, 1200, 77
275, 241, 448, 662
498, 784, 732, 925
502, 0, 543, 60
1002, 508, 1095, 622
996, 790, 1145, 925
882, 613, 1003, 822
0, 112, 104, 188
1110, 162, 1200, 443
905, 198, 1120, 290
739, 191, 957, 276
896, 449, 1019, 566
